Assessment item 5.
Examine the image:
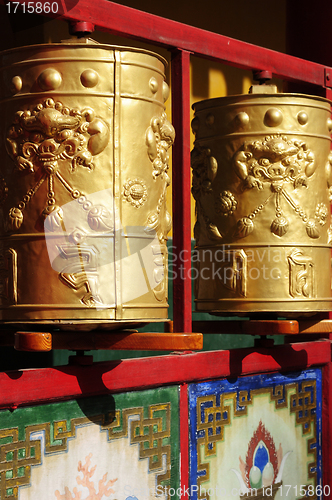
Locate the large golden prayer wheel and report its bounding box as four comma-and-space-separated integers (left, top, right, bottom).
0, 40, 174, 329
191, 88, 332, 314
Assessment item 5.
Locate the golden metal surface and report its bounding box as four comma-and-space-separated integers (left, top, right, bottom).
191, 92, 332, 314
0, 40, 174, 327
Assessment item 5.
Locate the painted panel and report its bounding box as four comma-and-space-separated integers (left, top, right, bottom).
189, 369, 323, 500
0, 386, 179, 500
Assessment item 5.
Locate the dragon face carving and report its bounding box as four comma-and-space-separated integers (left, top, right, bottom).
233, 135, 316, 191
6, 98, 110, 174
5, 98, 110, 230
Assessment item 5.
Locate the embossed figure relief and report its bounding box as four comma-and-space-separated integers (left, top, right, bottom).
58, 244, 102, 307
146, 111, 175, 186
43, 189, 115, 307
191, 144, 222, 242
0, 248, 17, 305
151, 243, 168, 301
232, 135, 327, 239
145, 112, 174, 240
5, 98, 110, 231
325, 151, 332, 202
219, 249, 247, 297
288, 248, 315, 299
144, 112, 175, 302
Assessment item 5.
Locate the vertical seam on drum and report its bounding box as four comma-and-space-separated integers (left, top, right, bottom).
114, 50, 122, 319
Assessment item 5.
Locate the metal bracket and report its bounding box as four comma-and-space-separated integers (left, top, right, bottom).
325, 68, 332, 89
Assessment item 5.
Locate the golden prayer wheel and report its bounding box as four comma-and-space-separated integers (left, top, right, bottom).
0, 40, 174, 329
191, 87, 332, 315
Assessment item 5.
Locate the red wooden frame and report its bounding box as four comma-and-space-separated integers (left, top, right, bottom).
0, 340, 330, 409
0, 341, 331, 496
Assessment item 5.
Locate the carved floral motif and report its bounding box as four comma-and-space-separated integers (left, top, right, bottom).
123, 179, 147, 208
215, 190, 237, 216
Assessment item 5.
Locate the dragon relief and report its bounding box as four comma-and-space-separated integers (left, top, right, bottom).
232, 134, 328, 239
5, 98, 110, 231
4, 98, 111, 306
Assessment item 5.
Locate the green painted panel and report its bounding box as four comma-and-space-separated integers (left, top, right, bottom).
0, 386, 180, 500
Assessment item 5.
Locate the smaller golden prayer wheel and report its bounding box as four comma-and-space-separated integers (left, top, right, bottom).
191, 87, 332, 315
0, 40, 174, 329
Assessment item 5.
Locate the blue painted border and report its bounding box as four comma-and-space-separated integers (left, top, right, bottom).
189, 368, 322, 500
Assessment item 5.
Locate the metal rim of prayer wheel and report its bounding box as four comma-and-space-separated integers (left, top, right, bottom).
0, 40, 174, 330
191, 88, 332, 316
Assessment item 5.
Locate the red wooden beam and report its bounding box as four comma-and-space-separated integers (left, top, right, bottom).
0, 340, 330, 409
2, 0, 331, 87
171, 49, 192, 333
323, 362, 332, 498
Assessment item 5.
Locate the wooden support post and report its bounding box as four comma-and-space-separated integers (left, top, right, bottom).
171, 49, 192, 333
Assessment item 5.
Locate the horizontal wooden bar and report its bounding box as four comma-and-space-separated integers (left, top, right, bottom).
8, 318, 331, 352
193, 319, 300, 335
0, 339, 330, 409
14, 331, 203, 352
15, 332, 52, 351
299, 319, 332, 334
193, 319, 332, 335
242, 320, 299, 335
7, 0, 331, 87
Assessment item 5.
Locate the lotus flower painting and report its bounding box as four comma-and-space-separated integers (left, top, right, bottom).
231, 421, 292, 499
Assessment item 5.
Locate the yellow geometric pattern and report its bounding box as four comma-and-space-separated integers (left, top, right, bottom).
0, 403, 171, 500
107, 404, 171, 483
